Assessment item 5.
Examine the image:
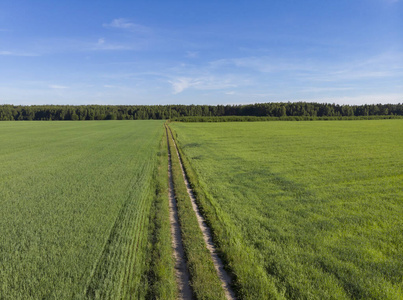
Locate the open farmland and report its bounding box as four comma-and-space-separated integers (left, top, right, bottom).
170, 120, 403, 299
0, 121, 171, 299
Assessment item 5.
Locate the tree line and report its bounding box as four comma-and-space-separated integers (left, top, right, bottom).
0, 102, 402, 121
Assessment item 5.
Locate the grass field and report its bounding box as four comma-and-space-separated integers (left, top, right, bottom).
0, 121, 174, 299
2, 119, 402, 299
171, 120, 403, 299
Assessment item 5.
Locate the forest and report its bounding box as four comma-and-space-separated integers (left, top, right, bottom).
0, 102, 402, 121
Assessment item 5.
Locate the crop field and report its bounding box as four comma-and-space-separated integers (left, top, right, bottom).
171, 120, 403, 299
1, 119, 401, 300
0, 121, 170, 299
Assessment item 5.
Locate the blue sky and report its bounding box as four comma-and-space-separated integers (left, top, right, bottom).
0, 0, 402, 105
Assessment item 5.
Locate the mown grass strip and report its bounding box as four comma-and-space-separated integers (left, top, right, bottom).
166, 125, 226, 300
169, 125, 285, 300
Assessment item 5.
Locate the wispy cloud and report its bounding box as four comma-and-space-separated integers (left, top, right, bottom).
209, 51, 403, 86
297, 52, 403, 82
0, 51, 38, 56
299, 87, 355, 93
210, 56, 313, 73
0, 36, 135, 55
169, 76, 237, 94
49, 85, 68, 89
225, 91, 235, 95
186, 51, 199, 58
104, 84, 122, 88
103, 18, 151, 33
91, 37, 131, 51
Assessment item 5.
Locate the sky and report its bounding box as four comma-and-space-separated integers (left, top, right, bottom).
0, 0, 402, 105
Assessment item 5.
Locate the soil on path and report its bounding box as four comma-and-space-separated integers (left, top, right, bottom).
168, 126, 236, 300
166, 128, 194, 300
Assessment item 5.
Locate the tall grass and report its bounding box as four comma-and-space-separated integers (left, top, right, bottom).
0, 121, 171, 299
147, 126, 177, 299
171, 120, 403, 299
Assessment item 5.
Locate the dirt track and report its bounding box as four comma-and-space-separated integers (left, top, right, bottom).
166, 127, 194, 300
167, 126, 236, 300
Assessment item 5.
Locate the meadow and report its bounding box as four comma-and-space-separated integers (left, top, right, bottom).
0, 121, 176, 299
170, 119, 403, 299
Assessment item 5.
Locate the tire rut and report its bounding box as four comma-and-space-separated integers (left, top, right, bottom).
166, 126, 194, 300
167, 126, 236, 300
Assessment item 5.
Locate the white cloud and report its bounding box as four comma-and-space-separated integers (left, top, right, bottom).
169, 78, 191, 94
103, 18, 150, 33
49, 85, 68, 89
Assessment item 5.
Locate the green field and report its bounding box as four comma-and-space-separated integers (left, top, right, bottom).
171, 120, 403, 299
0, 121, 175, 299
1, 119, 402, 299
